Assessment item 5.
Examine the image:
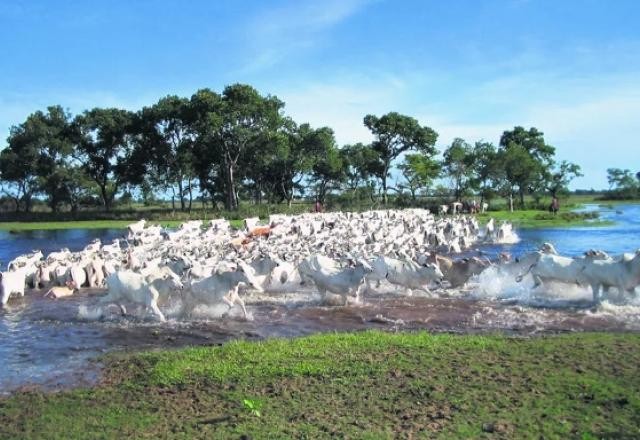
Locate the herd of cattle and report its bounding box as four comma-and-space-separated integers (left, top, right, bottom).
0, 208, 638, 321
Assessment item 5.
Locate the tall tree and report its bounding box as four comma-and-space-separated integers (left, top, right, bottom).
397, 153, 440, 202
469, 141, 500, 206
218, 84, 284, 210
189, 88, 224, 208
135, 96, 196, 211
442, 138, 474, 201
308, 127, 343, 204
548, 160, 582, 197
498, 126, 556, 206
73, 108, 136, 211
606, 168, 638, 198
0, 106, 76, 212
341, 143, 380, 195
363, 112, 438, 204
256, 121, 323, 206
494, 144, 538, 212
0, 143, 40, 212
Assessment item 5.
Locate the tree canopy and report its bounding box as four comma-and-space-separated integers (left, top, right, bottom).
0, 85, 588, 214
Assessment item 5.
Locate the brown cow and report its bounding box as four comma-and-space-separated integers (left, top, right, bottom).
427, 253, 490, 288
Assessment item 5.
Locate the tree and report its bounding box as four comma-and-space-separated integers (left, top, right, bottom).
256, 121, 325, 206
442, 138, 474, 201
498, 126, 556, 207
135, 96, 196, 211
397, 153, 440, 202
363, 112, 438, 204
189, 88, 224, 208
73, 108, 136, 211
308, 127, 343, 204
469, 141, 500, 206
494, 144, 538, 212
606, 168, 638, 199
0, 145, 39, 212
218, 84, 284, 210
548, 161, 582, 197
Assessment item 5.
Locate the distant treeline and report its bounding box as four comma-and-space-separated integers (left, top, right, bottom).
1, 83, 619, 215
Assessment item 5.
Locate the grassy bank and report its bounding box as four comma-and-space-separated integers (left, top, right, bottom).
1, 331, 639, 439
0, 219, 244, 231
477, 209, 612, 228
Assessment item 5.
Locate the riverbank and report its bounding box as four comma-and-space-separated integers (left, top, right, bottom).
0, 209, 613, 231
477, 209, 612, 228
0, 219, 245, 231
0, 331, 637, 439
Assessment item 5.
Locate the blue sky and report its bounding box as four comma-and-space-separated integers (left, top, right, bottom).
1, 0, 639, 189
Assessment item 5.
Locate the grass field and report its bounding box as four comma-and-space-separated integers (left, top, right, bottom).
1, 331, 638, 439
476, 209, 612, 228
0, 219, 245, 231
0, 193, 633, 231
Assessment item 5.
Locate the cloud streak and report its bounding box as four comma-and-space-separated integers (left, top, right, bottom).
239, 0, 373, 72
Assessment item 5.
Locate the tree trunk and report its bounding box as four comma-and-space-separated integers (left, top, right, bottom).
100, 185, 110, 212
188, 180, 193, 213
519, 188, 525, 208
509, 193, 514, 213
225, 164, 237, 210
178, 180, 185, 211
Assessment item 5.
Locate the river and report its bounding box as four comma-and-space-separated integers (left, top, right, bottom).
1, 204, 639, 394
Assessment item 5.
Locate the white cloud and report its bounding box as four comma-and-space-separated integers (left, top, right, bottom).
239, 0, 373, 72
274, 73, 412, 146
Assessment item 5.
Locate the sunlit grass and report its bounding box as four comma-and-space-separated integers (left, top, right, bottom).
2, 331, 639, 439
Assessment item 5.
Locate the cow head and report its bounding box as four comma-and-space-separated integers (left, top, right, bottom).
422, 262, 444, 283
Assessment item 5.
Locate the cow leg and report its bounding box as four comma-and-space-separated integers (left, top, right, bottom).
149, 301, 166, 322
531, 275, 542, 290
591, 284, 600, 303
235, 296, 248, 320
222, 292, 235, 308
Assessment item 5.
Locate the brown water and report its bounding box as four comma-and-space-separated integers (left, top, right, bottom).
2, 284, 639, 395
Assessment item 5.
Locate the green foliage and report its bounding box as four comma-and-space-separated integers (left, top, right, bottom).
0, 89, 589, 215
441, 138, 474, 201
397, 152, 440, 200
364, 112, 438, 204
242, 399, 263, 417
606, 168, 639, 199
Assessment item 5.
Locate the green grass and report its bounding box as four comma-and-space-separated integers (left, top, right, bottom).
477, 209, 612, 228
0, 219, 245, 231
1, 331, 639, 439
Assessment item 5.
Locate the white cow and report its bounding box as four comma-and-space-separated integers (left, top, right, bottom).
185, 268, 264, 319
127, 219, 146, 235
516, 250, 610, 291
370, 255, 444, 294
100, 268, 183, 321
69, 264, 88, 288
579, 250, 640, 301
8, 250, 43, 271
0, 268, 28, 307
298, 256, 373, 304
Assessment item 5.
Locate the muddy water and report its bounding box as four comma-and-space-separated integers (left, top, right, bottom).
1, 204, 639, 394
